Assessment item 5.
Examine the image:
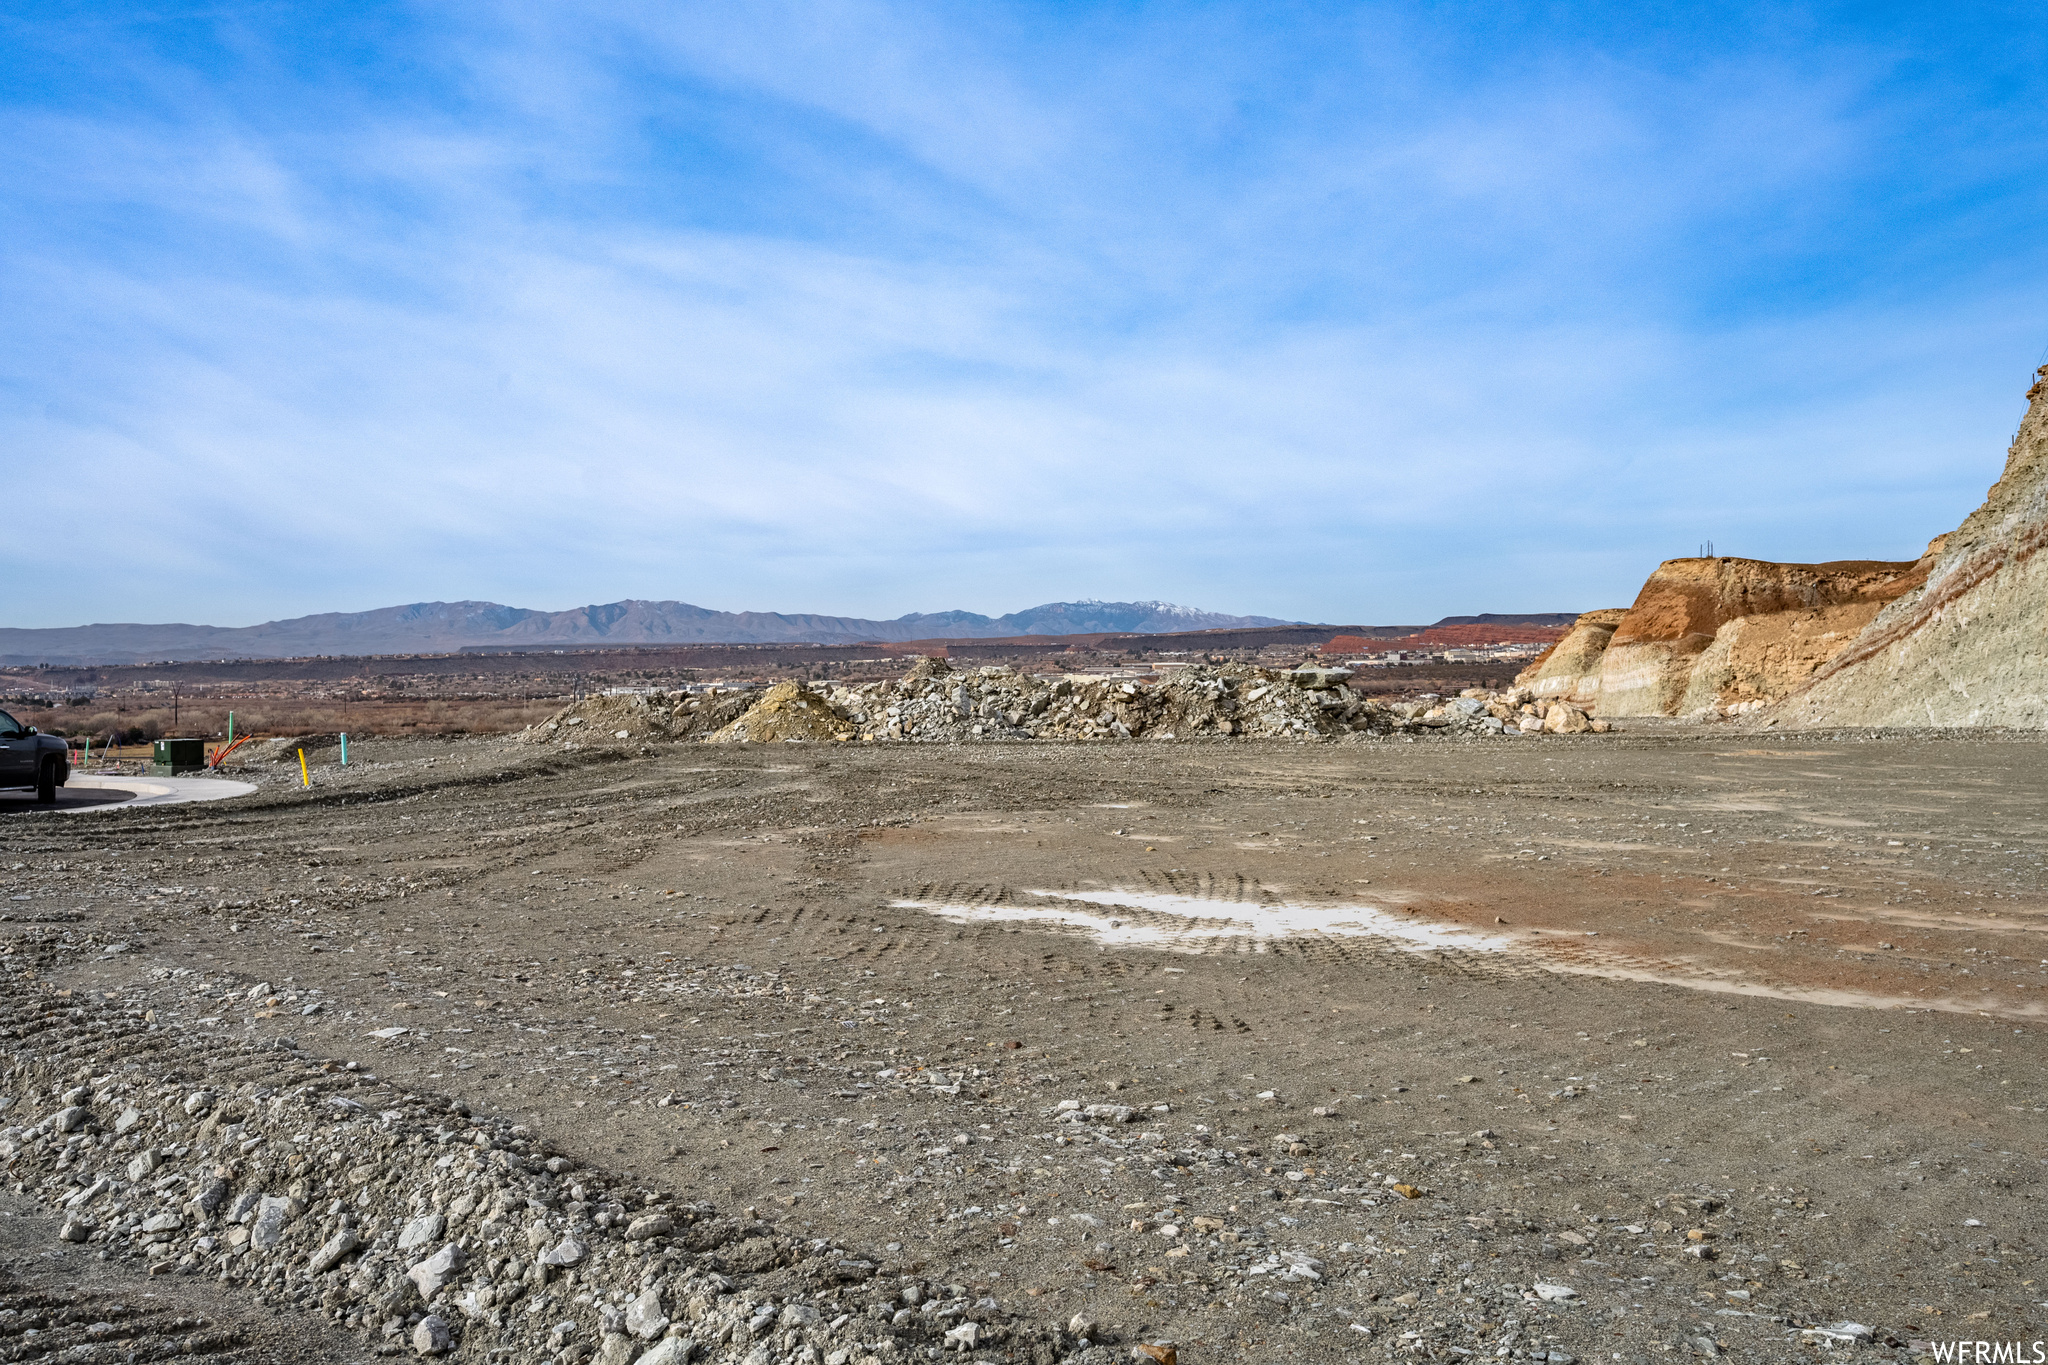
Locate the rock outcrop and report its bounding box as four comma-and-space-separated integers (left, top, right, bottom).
1593, 551, 1939, 717
1773, 365, 2048, 728
1516, 364, 2048, 726
1517, 555, 1944, 718
1517, 609, 1628, 705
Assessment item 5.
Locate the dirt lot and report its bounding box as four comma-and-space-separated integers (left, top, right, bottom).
0, 1185, 359, 1362
3, 730, 2044, 1363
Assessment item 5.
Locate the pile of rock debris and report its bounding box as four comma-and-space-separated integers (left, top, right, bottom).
0, 987, 1076, 1365
523, 660, 1612, 749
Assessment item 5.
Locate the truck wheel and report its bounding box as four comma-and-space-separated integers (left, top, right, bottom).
36, 758, 57, 804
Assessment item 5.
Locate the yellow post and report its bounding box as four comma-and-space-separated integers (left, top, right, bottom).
297, 748, 311, 788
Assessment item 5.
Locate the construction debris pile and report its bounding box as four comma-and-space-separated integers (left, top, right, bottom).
524, 659, 1614, 748
516, 689, 759, 749
233, 734, 345, 765
0, 987, 1072, 1365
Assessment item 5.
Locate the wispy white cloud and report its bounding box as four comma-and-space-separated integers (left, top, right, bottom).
3, 2, 2045, 627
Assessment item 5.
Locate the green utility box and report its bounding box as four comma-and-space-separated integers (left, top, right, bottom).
152, 738, 206, 774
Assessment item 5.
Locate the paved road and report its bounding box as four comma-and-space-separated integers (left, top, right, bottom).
0, 772, 257, 817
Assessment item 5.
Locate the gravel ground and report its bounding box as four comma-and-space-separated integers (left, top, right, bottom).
2, 730, 2044, 1363
0, 1184, 358, 1361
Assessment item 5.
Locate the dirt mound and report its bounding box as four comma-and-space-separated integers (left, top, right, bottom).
1776, 366, 2048, 728
231, 733, 341, 764
1516, 609, 1628, 704
1590, 554, 1933, 717
520, 688, 756, 747
708, 682, 854, 743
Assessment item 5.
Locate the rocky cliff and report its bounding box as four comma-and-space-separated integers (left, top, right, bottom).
1517, 609, 1628, 705
1594, 551, 1939, 717
1516, 551, 1946, 717
1773, 365, 2048, 728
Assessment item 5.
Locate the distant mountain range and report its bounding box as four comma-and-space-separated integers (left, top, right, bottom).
0, 599, 1306, 665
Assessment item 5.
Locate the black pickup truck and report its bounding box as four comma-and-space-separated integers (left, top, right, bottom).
0, 709, 71, 802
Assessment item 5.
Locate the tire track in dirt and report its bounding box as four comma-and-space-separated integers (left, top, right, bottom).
883, 865, 2048, 1021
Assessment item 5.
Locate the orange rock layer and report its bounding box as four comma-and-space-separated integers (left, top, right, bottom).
1517, 550, 1943, 717
1595, 551, 1940, 716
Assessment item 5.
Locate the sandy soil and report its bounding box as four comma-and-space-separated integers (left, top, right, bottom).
3, 730, 2044, 1362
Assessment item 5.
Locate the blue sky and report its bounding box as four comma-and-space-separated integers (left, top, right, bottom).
5, 2, 2046, 629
